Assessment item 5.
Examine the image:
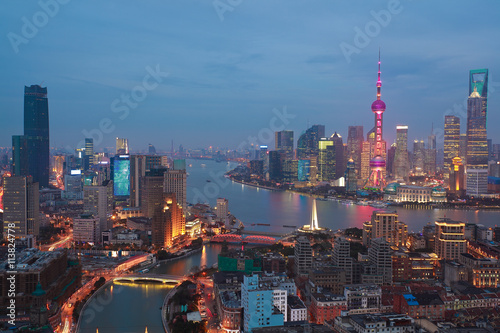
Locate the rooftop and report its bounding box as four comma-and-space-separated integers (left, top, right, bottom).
0, 248, 65, 273
403, 293, 444, 306
288, 295, 307, 309
220, 290, 241, 309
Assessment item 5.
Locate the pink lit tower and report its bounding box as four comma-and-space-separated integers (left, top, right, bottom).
365, 51, 387, 190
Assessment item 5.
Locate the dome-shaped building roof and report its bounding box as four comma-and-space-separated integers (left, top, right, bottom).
384, 182, 400, 194
32, 281, 46, 297
370, 155, 386, 167
371, 100, 386, 112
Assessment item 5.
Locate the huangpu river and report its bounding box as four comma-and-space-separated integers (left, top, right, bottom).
78, 159, 500, 332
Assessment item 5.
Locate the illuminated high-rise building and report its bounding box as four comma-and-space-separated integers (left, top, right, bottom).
275, 130, 294, 159
140, 168, 167, 218
435, 218, 466, 260
444, 116, 460, 177
84, 138, 94, 170
2, 175, 39, 239
296, 125, 325, 159
318, 138, 334, 182
152, 193, 185, 248
413, 140, 425, 176
347, 126, 364, 177
259, 145, 269, 170
449, 157, 465, 196
53, 155, 65, 176
393, 126, 409, 181
345, 158, 357, 194
112, 155, 130, 198
362, 210, 407, 248
360, 141, 371, 182
116, 137, 129, 155
83, 180, 114, 233
365, 53, 387, 189
216, 198, 228, 223
466, 69, 488, 196
130, 155, 147, 208
164, 167, 187, 214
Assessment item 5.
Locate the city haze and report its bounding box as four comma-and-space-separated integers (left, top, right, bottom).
1, 1, 499, 151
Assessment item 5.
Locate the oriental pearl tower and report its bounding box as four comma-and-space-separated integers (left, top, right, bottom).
365, 51, 387, 190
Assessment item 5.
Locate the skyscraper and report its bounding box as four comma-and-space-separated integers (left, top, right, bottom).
366, 53, 387, 189
444, 115, 460, 177
331, 132, 345, 179
386, 143, 396, 177
435, 218, 466, 260
116, 137, 129, 155
259, 145, 269, 171
362, 210, 407, 248
12, 135, 28, 177
83, 180, 114, 234
275, 130, 294, 159
268, 150, 282, 181
2, 175, 39, 239
413, 140, 425, 176
84, 138, 94, 170
294, 236, 312, 276
164, 168, 187, 214
152, 192, 185, 248
425, 127, 437, 176
148, 143, 156, 154
466, 69, 488, 196
393, 126, 409, 181
216, 198, 229, 223
140, 168, 167, 218
347, 126, 364, 177
345, 158, 357, 194
449, 157, 465, 196
296, 125, 325, 159
23, 85, 50, 188
318, 138, 334, 182
360, 141, 371, 182
332, 237, 353, 284
368, 238, 392, 285
112, 155, 130, 197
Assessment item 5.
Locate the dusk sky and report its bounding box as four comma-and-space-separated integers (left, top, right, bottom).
1, 1, 499, 153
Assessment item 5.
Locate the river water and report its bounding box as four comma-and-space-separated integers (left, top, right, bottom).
78, 159, 500, 332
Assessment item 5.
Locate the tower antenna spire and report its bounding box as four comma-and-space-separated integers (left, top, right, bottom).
377, 48, 382, 101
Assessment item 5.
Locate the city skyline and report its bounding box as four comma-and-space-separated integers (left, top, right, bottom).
1, 1, 499, 151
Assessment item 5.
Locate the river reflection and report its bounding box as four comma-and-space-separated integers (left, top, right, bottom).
78, 282, 171, 333
187, 159, 500, 233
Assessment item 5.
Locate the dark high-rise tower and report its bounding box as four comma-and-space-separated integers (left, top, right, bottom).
23, 85, 50, 188
347, 126, 364, 177
275, 130, 294, 159
296, 125, 325, 159
425, 126, 437, 176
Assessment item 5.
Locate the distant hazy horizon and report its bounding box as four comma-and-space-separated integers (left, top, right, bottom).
1, 1, 499, 152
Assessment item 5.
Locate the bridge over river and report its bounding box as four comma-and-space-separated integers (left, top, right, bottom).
113, 274, 183, 284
